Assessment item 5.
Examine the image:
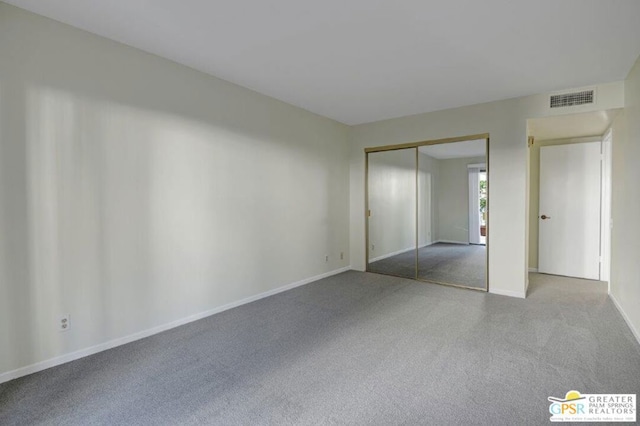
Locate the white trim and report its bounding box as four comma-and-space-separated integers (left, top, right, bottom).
369, 241, 439, 263
489, 288, 526, 299
436, 239, 469, 245
369, 247, 414, 262
600, 130, 612, 289
528, 267, 538, 272
610, 293, 640, 346
0, 266, 351, 385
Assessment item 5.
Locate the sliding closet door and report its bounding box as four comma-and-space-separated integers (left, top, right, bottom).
416, 140, 488, 290
367, 148, 417, 279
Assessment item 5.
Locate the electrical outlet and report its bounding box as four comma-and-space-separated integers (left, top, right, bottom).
325, 254, 329, 262
340, 252, 344, 260
58, 314, 70, 332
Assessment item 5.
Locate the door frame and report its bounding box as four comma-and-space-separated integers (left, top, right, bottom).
601, 129, 613, 288
364, 133, 490, 292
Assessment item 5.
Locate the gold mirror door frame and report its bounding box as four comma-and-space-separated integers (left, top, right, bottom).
365, 133, 489, 292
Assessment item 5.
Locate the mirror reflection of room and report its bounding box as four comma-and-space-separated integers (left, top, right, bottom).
417, 139, 487, 289
366, 138, 487, 290
367, 148, 416, 279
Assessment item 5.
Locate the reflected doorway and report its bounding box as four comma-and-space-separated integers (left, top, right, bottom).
468, 165, 487, 245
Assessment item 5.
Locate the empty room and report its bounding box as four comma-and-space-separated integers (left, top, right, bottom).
1, 1, 639, 425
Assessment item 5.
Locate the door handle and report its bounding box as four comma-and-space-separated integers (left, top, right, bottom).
540, 214, 551, 220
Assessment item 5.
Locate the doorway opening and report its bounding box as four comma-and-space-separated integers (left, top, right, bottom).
480, 171, 487, 244
468, 164, 487, 245
527, 109, 619, 283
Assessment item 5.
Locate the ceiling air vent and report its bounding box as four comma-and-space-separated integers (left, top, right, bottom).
550, 90, 594, 108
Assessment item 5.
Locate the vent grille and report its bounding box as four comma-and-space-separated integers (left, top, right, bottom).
550, 90, 594, 108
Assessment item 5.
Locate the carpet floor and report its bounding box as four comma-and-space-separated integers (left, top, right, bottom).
368, 243, 486, 289
1, 272, 639, 425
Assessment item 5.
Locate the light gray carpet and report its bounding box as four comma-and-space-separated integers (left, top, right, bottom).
1, 272, 639, 425
369, 243, 486, 289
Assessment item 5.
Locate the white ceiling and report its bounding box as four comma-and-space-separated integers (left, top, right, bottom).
528, 109, 621, 141
419, 139, 485, 160
5, 0, 640, 125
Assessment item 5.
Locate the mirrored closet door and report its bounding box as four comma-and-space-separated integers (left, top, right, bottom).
366, 136, 488, 291
366, 148, 417, 279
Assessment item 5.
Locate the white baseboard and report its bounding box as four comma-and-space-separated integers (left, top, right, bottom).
528, 267, 538, 273
369, 241, 467, 263
489, 287, 526, 299
369, 247, 414, 263
0, 266, 352, 385
609, 293, 640, 346
436, 239, 469, 245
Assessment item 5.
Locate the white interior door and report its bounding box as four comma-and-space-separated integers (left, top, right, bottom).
538, 142, 601, 280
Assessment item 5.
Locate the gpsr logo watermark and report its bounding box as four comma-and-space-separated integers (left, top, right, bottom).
548, 390, 636, 422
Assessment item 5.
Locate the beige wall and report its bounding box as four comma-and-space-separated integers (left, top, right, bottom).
437, 156, 486, 243
527, 136, 601, 269
610, 56, 640, 342
0, 4, 350, 378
